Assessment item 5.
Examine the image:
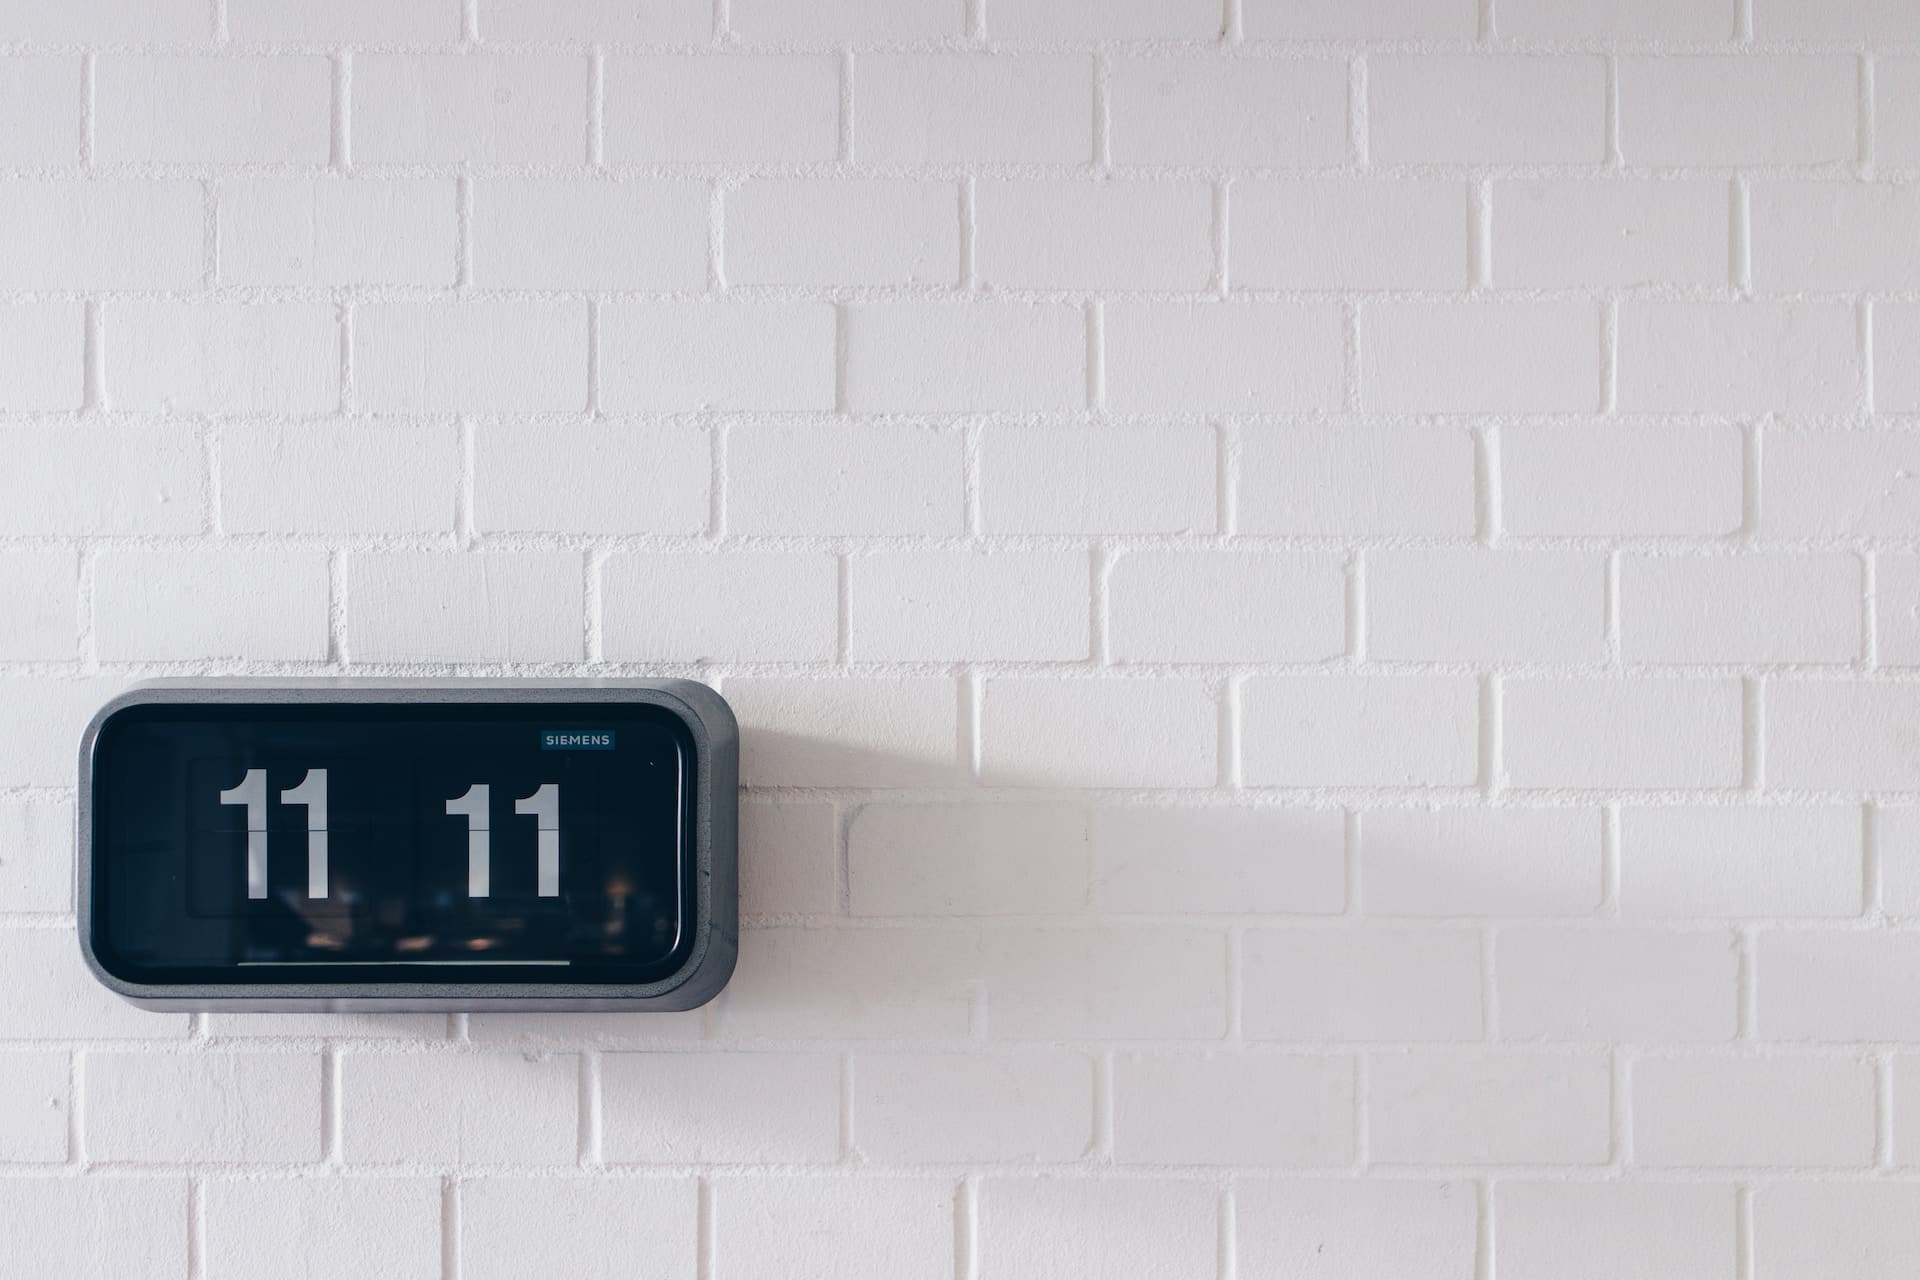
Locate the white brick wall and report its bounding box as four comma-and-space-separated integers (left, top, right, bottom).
5, 3, 1917, 1275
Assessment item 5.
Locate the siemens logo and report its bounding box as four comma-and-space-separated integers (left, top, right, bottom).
540, 731, 616, 751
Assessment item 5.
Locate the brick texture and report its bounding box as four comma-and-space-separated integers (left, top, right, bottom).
3, 6, 1912, 1278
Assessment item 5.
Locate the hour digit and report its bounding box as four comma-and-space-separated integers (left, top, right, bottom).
218, 769, 270, 900
278, 769, 329, 900
514, 784, 560, 897
445, 784, 491, 898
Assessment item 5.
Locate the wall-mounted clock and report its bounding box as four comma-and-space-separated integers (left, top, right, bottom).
78, 682, 737, 1011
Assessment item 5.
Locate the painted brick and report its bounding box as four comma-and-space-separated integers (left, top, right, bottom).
0, 550, 77, 662
478, 0, 709, 42
1245, 0, 1476, 38
229, 0, 459, 42
844, 302, 1085, 415
1108, 550, 1346, 664
0, 57, 81, 167
219, 178, 456, 288
1881, 808, 1920, 920
205, 1179, 442, 1280
731, 0, 959, 42
1493, 179, 1730, 289
0, 679, 127, 790
354, 54, 587, 164
728, 677, 960, 788
976, 1179, 1218, 1280
714, 927, 976, 1041
1767, 681, 1920, 792
206, 1014, 443, 1039
95, 55, 329, 164
1241, 676, 1480, 789
712, 1178, 956, 1280
1234, 179, 1469, 291
1618, 302, 1864, 416
1754, 1184, 1920, 1280
1088, 804, 1347, 915
726, 423, 964, 536
1369, 56, 1606, 165
1878, 57, 1920, 169
1502, 679, 1744, 791
461, 1178, 696, 1280
855, 54, 1091, 166
1360, 807, 1604, 918
848, 548, 1091, 662
0, 1048, 68, 1162
728, 179, 959, 287
989, 0, 1219, 41
86, 1050, 321, 1163
1753, 183, 1920, 293
1243, 927, 1483, 1042
473, 420, 708, 535
601, 1052, 840, 1163
1237, 1180, 1479, 1280
340, 1051, 577, 1164
222, 423, 459, 535
1620, 553, 1861, 665
602, 303, 838, 413
739, 798, 838, 917
981, 926, 1227, 1040
1362, 300, 1601, 415
1619, 806, 1865, 919
0, 180, 202, 290
0, 1179, 187, 1280
850, 1050, 1092, 1162
1497, 928, 1740, 1043
1368, 1050, 1612, 1165
1755, 0, 1920, 40
979, 678, 1219, 789
1878, 303, 1920, 413
1877, 552, 1920, 666
603, 552, 838, 663
355, 302, 587, 414
1502, 423, 1743, 538
1618, 56, 1857, 166
977, 424, 1217, 536
1764, 428, 1920, 539
975, 179, 1213, 291
1108, 56, 1349, 168
847, 803, 1089, 916
0, 425, 201, 536
0, 798, 75, 913
1496, 1183, 1737, 1280
605, 55, 838, 165
1367, 548, 1605, 665
94, 549, 331, 662
348, 551, 585, 664
1240, 424, 1476, 538
1113, 1052, 1354, 1166
471, 180, 706, 291
0, 302, 83, 412
1759, 931, 1920, 1041
0, 0, 206, 40
1633, 1053, 1875, 1167
1497, 0, 1734, 38
109, 302, 338, 416
1106, 302, 1345, 415
1892, 1056, 1920, 1164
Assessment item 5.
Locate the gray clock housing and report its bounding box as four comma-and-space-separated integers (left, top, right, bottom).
78, 680, 738, 1013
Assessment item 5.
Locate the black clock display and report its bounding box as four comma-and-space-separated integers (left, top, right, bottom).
80, 684, 738, 1010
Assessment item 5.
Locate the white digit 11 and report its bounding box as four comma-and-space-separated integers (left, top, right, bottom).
445, 784, 560, 898
219, 768, 328, 899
